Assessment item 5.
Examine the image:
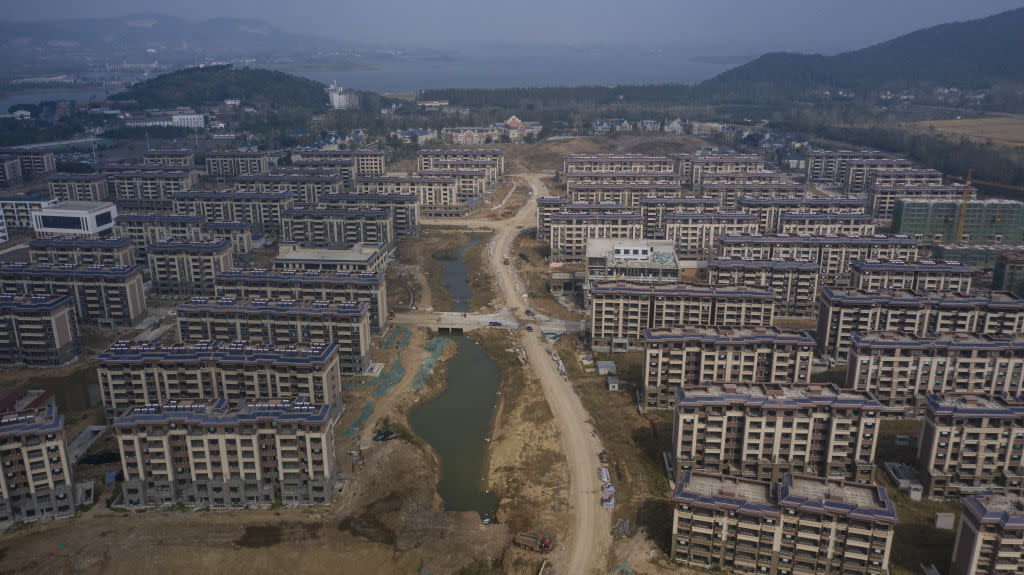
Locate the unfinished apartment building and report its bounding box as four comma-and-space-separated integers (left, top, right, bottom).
806, 150, 887, 186
147, 239, 234, 297
414, 169, 487, 202
642, 326, 815, 409
175, 298, 371, 374
233, 171, 345, 204
28, 236, 136, 267
950, 493, 1024, 575
850, 259, 974, 294
96, 340, 343, 421
893, 198, 1024, 245
699, 184, 809, 207
568, 183, 685, 207
48, 173, 108, 202
0, 194, 57, 230
0, 399, 86, 528
671, 470, 896, 575
562, 154, 675, 175
142, 149, 194, 167
0, 154, 22, 188
776, 213, 875, 237
550, 211, 644, 262
706, 258, 820, 317
716, 234, 919, 287
292, 149, 387, 177
564, 171, 680, 189
0, 294, 80, 366
584, 239, 681, 284
676, 154, 766, 185
846, 332, 1024, 410
589, 281, 775, 350
0, 263, 146, 327
817, 288, 1024, 363
355, 175, 463, 217
319, 192, 420, 237
868, 182, 972, 220
672, 384, 880, 483
104, 168, 197, 210
215, 268, 388, 333
171, 190, 295, 235
917, 394, 1024, 499
736, 198, 867, 234
272, 242, 388, 275
205, 150, 274, 177
640, 197, 722, 238
842, 159, 915, 196
115, 398, 336, 507
281, 208, 393, 248
665, 212, 759, 258
416, 149, 503, 184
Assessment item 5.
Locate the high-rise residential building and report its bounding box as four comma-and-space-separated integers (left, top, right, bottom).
550, 211, 644, 262
673, 384, 880, 483
47, 173, 109, 202
670, 470, 897, 574
416, 149, 504, 182
699, 184, 808, 207
146, 239, 234, 297
234, 172, 345, 205
355, 175, 463, 217
917, 394, 1024, 498
280, 208, 393, 248
115, 398, 337, 507
171, 190, 295, 235
817, 288, 1024, 363
0, 393, 90, 528
175, 298, 371, 374
568, 183, 685, 207
0, 193, 58, 229
994, 252, 1024, 298
806, 150, 887, 186
215, 268, 387, 333
204, 150, 274, 177
735, 198, 867, 234
96, 340, 343, 421
776, 213, 875, 237
892, 198, 1024, 244
0, 263, 146, 327
676, 154, 766, 185
562, 154, 675, 174
28, 236, 136, 267
850, 259, 974, 294
104, 167, 198, 211
142, 149, 194, 167
589, 281, 775, 350
0, 294, 80, 365
950, 493, 1024, 575
706, 258, 820, 317
642, 327, 815, 409
665, 212, 759, 258
319, 192, 420, 237
292, 149, 387, 178
717, 235, 919, 288
846, 332, 1024, 410
869, 183, 971, 220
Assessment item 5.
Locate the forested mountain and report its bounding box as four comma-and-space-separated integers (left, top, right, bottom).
110, 65, 328, 111
703, 8, 1024, 95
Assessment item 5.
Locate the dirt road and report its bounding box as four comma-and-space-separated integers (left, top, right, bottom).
488, 173, 611, 574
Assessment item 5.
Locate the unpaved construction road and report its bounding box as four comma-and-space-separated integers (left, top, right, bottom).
483, 174, 611, 574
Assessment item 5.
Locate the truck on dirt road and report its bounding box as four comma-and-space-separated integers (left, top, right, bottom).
515, 532, 554, 554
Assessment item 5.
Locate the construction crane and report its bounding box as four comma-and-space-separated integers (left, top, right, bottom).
953, 170, 1024, 242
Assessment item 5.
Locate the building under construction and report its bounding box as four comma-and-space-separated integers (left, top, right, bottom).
891, 198, 1024, 244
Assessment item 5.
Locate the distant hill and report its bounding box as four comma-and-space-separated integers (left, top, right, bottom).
110, 65, 328, 111
0, 14, 345, 79
702, 7, 1024, 96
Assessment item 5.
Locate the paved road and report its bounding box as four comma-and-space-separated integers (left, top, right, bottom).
392, 310, 583, 334
488, 173, 610, 574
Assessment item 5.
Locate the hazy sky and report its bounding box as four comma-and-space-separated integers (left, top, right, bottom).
3, 0, 1023, 53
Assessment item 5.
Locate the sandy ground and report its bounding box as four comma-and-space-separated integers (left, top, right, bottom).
496, 134, 706, 173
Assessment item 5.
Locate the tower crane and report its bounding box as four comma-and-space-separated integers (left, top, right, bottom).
952, 170, 1024, 242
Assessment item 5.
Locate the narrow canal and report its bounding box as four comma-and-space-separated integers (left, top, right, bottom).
409, 336, 500, 518
438, 237, 482, 313
410, 234, 500, 519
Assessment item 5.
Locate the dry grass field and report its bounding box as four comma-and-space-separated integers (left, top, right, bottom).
912, 116, 1024, 147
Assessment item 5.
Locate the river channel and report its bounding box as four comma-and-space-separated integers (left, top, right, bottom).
408, 235, 500, 519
